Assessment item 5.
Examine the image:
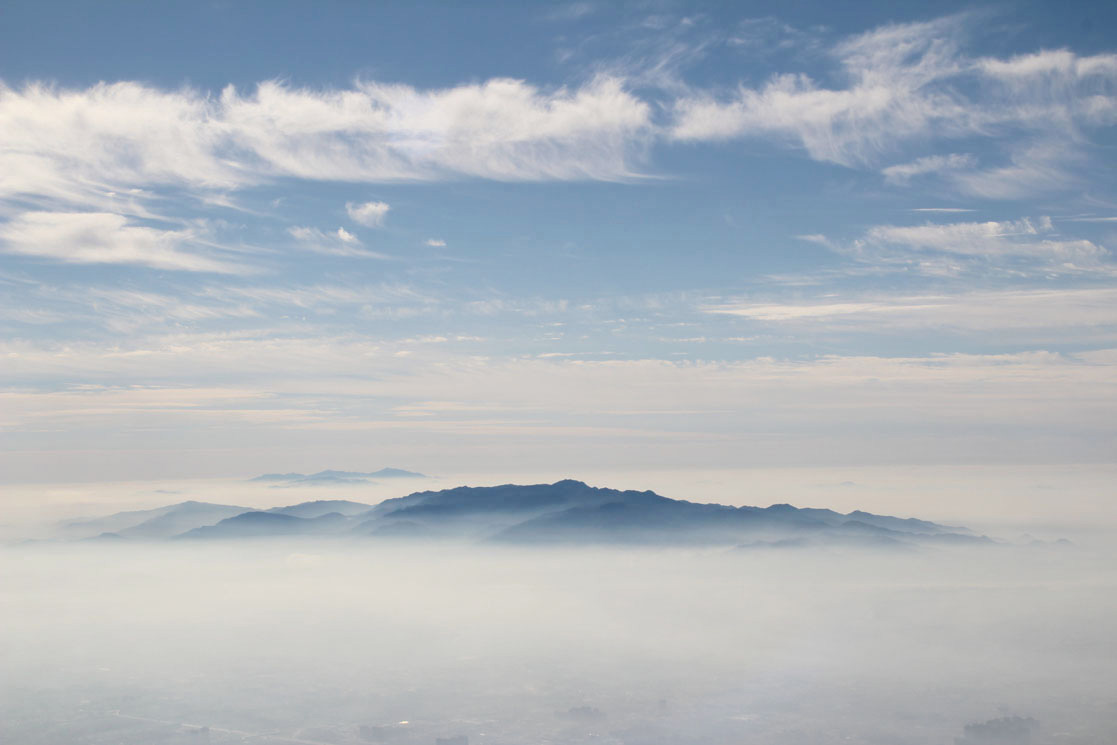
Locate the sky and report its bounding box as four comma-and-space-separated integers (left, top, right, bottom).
1, 0, 1115, 493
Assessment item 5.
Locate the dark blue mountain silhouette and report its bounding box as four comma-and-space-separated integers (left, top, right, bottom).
267, 499, 373, 518
60, 480, 991, 548
353, 480, 985, 547
177, 511, 348, 539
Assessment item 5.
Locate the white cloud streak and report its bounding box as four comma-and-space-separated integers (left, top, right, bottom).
704, 287, 1117, 330
860, 217, 1107, 262
0, 76, 651, 211
882, 153, 976, 184
817, 216, 1113, 276
288, 226, 390, 259
0, 212, 244, 273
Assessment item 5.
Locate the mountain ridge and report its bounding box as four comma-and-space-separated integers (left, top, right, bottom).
54, 479, 995, 549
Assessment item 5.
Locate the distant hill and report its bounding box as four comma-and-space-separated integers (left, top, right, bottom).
56, 480, 992, 549
267, 499, 373, 518
62, 501, 250, 540
250, 468, 427, 486
177, 511, 348, 539
119, 502, 253, 539
61, 503, 186, 538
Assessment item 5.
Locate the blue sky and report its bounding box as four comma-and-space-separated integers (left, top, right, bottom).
1, 1, 1115, 484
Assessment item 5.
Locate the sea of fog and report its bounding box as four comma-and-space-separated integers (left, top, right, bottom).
3, 538, 1116, 744
3, 466, 1116, 744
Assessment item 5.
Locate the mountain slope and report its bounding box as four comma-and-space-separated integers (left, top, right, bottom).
120, 502, 252, 539
267, 500, 373, 518
176, 511, 348, 539
490, 499, 832, 545
61, 501, 247, 540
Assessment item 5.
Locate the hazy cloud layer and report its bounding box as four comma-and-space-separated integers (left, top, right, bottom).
2, 336, 1114, 478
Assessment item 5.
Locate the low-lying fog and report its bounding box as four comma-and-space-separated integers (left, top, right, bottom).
4, 538, 1116, 744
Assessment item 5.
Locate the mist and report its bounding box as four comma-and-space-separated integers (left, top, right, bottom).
4, 533, 1116, 744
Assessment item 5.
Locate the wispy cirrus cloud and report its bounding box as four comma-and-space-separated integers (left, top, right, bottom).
341, 76, 647, 176
669, 16, 978, 162
978, 48, 1117, 92
81, 288, 261, 331
882, 153, 976, 184
1, 13, 1112, 232
858, 217, 1107, 266
668, 15, 1117, 197
0, 75, 654, 272
946, 142, 1084, 199
806, 216, 1114, 277
0, 76, 651, 210
704, 287, 1117, 331
288, 226, 390, 259
545, 2, 597, 23
0, 211, 245, 273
